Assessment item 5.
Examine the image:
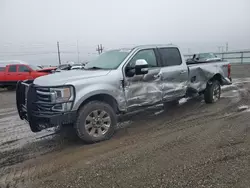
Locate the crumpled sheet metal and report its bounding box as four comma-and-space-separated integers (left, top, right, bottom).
123, 63, 228, 109
125, 78, 162, 108
188, 64, 227, 91
124, 74, 188, 109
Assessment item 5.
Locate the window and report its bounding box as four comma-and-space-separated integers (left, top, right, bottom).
84, 49, 130, 69
0, 67, 5, 72
159, 48, 182, 67
8, 65, 17, 72
19, 65, 30, 72
129, 49, 157, 67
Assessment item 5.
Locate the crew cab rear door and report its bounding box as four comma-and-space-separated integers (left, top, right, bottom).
6, 65, 19, 83
157, 47, 188, 101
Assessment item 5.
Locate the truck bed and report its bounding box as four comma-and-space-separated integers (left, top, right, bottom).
187, 60, 231, 93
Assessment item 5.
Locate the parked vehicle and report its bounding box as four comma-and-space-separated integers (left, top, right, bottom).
54, 63, 84, 72
0, 63, 52, 89
16, 44, 232, 143
39, 66, 57, 73
70, 64, 84, 70
53, 64, 72, 73
186, 53, 222, 64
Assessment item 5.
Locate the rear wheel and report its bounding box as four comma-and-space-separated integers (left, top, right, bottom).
204, 80, 221, 103
75, 101, 117, 143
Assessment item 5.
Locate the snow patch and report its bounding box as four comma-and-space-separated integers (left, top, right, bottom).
154, 110, 164, 115
237, 105, 249, 112
178, 98, 190, 105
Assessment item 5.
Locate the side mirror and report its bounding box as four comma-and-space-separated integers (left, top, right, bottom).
135, 59, 148, 75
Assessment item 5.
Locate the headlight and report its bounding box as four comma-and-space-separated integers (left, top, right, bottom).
50, 86, 75, 112
50, 86, 74, 103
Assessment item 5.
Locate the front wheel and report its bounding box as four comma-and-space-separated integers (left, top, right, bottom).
204, 80, 221, 103
75, 101, 117, 143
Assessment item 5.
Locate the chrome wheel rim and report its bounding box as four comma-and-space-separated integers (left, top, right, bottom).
85, 110, 111, 137
213, 84, 220, 101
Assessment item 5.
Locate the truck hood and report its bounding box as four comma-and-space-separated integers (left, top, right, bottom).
34, 69, 111, 86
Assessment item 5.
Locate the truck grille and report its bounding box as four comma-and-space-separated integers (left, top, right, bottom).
36, 88, 51, 102
36, 88, 54, 112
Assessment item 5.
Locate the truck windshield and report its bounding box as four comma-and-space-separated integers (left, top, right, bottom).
84, 49, 131, 70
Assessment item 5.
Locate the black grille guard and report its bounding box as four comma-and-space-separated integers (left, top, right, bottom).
16, 80, 77, 132
16, 80, 41, 132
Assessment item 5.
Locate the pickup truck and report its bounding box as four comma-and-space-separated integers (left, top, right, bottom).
16, 44, 232, 143
0, 64, 53, 89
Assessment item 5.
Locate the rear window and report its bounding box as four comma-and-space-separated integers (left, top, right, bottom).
159, 47, 182, 67
0, 67, 5, 72
8, 65, 17, 72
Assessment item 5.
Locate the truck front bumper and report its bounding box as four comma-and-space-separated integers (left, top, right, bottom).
16, 81, 77, 132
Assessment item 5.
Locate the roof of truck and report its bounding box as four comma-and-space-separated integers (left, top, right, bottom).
0, 60, 28, 65
134, 44, 179, 49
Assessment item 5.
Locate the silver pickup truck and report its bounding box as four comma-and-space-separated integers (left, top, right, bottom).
16, 44, 232, 143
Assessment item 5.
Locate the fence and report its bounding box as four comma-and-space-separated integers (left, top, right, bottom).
184, 50, 250, 64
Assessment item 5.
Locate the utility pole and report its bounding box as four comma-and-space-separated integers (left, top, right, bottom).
77, 40, 80, 63
217, 46, 221, 53
217, 46, 224, 53
57, 41, 61, 65
226, 42, 228, 52
221, 46, 224, 53
96, 44, 104, 55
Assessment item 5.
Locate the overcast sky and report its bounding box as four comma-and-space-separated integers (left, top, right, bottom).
1, 0, 250, 65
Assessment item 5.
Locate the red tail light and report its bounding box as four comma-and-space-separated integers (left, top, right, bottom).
228, 64, 231, 78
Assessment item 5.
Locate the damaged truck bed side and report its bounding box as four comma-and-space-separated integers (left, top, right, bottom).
16, 44, 232, 143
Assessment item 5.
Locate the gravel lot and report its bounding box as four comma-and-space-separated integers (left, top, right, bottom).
0, 64, 250, 188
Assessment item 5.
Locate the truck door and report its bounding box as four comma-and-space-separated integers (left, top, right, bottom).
18, 65, 33, 80
158, 47, 189, 101
124, 49, 162, 110
6, 65, 19, 83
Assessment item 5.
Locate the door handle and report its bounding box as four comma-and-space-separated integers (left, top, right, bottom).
180, 70, 187, 74
154, 73, 162, 78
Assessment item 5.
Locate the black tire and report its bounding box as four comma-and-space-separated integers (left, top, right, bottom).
75, 101, 117, 143
204, 80, 221, 104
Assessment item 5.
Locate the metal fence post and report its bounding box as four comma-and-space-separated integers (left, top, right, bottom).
241, 52, 243, 64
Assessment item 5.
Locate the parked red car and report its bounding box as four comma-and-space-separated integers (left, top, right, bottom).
0, 64, 55, 89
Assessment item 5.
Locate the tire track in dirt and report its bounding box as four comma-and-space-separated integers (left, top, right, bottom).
1, 80, 250, 187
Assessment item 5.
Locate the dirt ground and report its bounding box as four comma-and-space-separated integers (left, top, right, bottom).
0, 64, 250, 188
